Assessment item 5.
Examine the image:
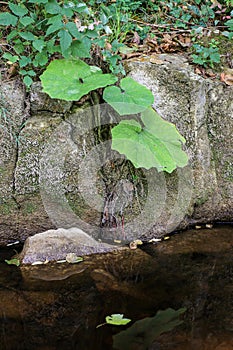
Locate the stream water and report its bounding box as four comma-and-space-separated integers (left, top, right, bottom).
0, 225, 232, 350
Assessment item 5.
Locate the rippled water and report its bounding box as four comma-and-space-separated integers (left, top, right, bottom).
0, 225, 232, 350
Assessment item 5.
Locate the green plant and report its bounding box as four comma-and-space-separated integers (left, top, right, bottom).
113, 308, 186, 350
41, 57, 188, 172
0, 0, 128, 86
5, 258, 20, 266
191, 39, 221, 68
1, 0, 232, 86
223, 15, 233, 39
40, 58, 117, 100
111, 108, 188, 172
96, 313, 131, 328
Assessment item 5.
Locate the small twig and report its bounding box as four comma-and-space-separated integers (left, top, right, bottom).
164, 13, 195, 26
129, 18, 175, 28
96, 322, 107, 328
129, 18, 192, 34
129, 17, 227, 34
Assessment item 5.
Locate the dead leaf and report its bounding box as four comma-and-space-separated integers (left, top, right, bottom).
123, 52, 141, 60
105, 41, 112, 51
8, 63, 18, 78
220, 71, 233, 85
132, 31, 140, 45
149, 54, 164, 64
195, 67, 203, 75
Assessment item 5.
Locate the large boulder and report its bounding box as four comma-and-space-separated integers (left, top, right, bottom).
0, 55, 232, 244
19, 227, 118, 264
125, 54, 233, 236
0, 79, 25, 199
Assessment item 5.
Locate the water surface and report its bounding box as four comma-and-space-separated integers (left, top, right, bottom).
0, 225, 232, 350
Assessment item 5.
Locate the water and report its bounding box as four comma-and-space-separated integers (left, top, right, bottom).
0, 225, 232, 350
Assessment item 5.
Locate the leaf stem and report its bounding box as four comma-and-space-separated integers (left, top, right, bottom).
96, 322, 107, 328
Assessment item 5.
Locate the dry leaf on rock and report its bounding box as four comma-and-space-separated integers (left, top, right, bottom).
220, 71, 233, 86
149, 54, 164, 64
132, 31, 141, 45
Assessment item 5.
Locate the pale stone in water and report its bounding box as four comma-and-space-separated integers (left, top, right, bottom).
19, 227, 119, 264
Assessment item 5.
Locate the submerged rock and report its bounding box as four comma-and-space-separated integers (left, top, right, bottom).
19, 227, 119, 264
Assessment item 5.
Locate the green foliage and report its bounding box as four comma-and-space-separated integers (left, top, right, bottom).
111, 108, 188, 173
40, 58, 188, 172
223, 15, 233, 38
113, 308, 186, 350
0, 12, 18, 26
96, 313, 131, 328
103, 77, 154, 115
3, 0, 215, 172
191, 39, 221, 68
0, 0, 133, 85
40, 58, 117, 101
0, 1, 115, 86
106, 314, 131, 326
5, 258, 20, 266
1, 0, 232, 86
65, 253, 84, 264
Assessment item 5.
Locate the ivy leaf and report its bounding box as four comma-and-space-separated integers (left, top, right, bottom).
45, 1, 62, 14
58, 29, 72, 54
9, 3, 28, 17
5, 258, 20, 266
23, 75, 33, 88
33, 51, 48, 67
70, 38, 91, 58
75, 3, 89, 14
46, 19, 63, 36
19, 55, 31, 67
210, 52, 220, 63
32, 39, 46, 52
46, 39, 57, 54
111, 108, 189, 173
40, 58, 118, 101
13, 41, 24, 54
19, 31, 35, 41
19, 16, 35, 26
2, 53, 18, 63
66, 22, 82, 39
61, 7, 73, 17
7, 29, 18, 40
103, 77, 154, 115
106, 314, 131, 326
28, 0, 47, 3
225, 18, 233, 31
0, 13, 18, 26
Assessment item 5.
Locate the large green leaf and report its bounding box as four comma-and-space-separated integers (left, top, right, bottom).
113, 308, 186, 350
103, 77, 154, 115
111, 108, 189, 173
40, 58, 118, 101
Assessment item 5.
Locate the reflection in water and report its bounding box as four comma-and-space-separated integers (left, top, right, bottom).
0, 225, 232, 350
